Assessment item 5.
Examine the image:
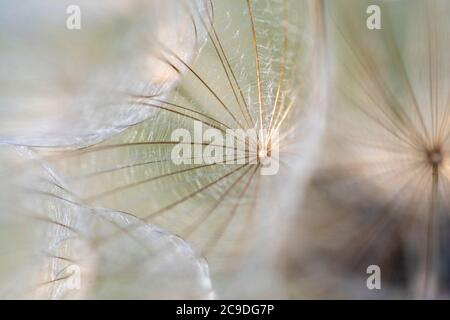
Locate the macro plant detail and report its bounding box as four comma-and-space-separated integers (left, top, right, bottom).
0, 0, 448, 300
284, 0, 450, 299
0, 0, 326, 299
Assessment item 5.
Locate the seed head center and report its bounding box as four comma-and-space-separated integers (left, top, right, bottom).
258, 148, 269, 164
428, 148, 443, 166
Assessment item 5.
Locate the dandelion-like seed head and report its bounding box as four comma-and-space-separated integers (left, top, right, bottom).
298, 0, 450, 299
0, 0, 326, 299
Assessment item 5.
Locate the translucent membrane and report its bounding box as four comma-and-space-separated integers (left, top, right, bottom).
0, 0, 207, 147
37, 0, 327, 297
0, 145, 213, 299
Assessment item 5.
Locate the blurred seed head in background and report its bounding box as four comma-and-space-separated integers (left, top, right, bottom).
0, 0, 448, 299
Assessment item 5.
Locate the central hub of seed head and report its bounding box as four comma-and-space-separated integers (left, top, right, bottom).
258, 148, 270, 165
256, 133, 272, 166
427, 148, 443, 166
